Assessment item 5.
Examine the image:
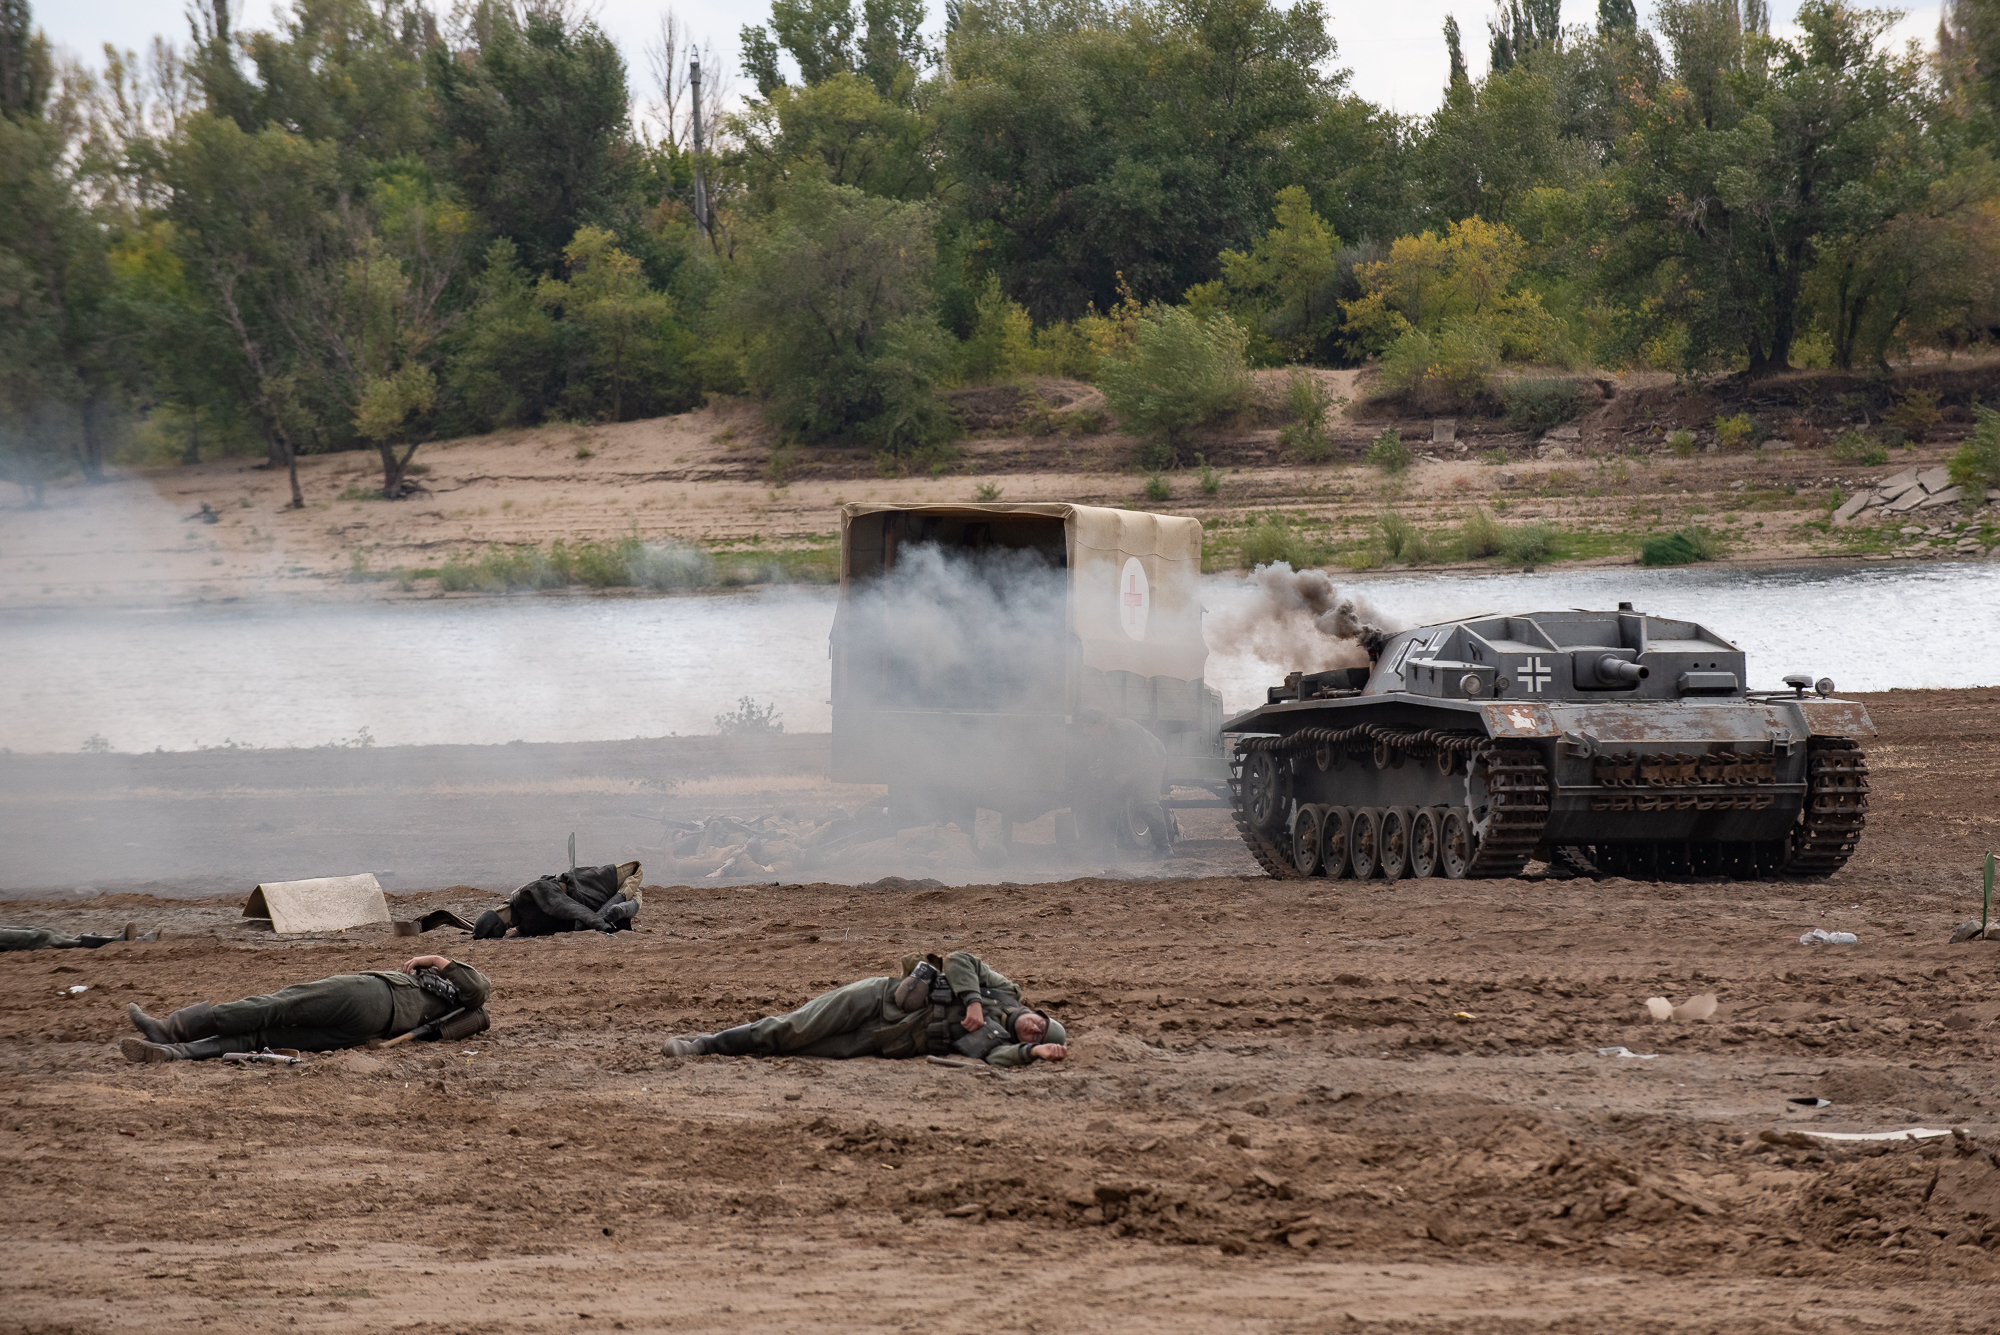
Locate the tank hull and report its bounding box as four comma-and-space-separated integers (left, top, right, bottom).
1225, 689, 1871, 882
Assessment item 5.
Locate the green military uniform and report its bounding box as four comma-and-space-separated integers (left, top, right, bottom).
2, 928, 94, 951
121, 959, 493, 1062
1, 925, 150, 950
667, 951, 1051, 1067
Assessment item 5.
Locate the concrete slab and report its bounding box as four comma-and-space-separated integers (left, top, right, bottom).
243, 873, 390, 934
1917, 486, 1965, 509
1917, 466, 1952, 493
1885, 488, 1930, 513
1832, 493, 1872, 525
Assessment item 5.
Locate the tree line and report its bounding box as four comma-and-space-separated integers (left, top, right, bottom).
5, 0, 2000, 505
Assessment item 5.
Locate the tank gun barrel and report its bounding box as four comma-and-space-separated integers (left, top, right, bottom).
1596, 654, 1649, 684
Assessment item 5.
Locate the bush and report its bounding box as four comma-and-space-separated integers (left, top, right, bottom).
732, 183, 956, 452
1098, 305, 1251, 464
715, 696, 783, 735
1240, 517, 1326, 569
1714, 413, 1756, 452
1640, 528, 1720, 567
1375, 317, 1500, 410
1197, 455, 1220, 495
1459, 508, 1505, 558
1498, 522, 1557, 567
1667, 428, 1697, 457
1833, 429, 1889, 466
1277, 368, 1336, 462
1379, 513, 1437, 564
1378, 512, 1415, 557
1886, 388, 1942, 442
1503, 378, 1582, 436
1367, 427, 1413, 473
1948, 406, 2000, 494
1144, 472, 1170, 502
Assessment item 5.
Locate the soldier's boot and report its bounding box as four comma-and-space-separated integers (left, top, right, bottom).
119, 1034, 258, 1064
126, 1001, 216, 1045
662, 1033, 716, 1057
602, 900, 639, 931
708, 1025, 759, 1056
73, 933, 122, 948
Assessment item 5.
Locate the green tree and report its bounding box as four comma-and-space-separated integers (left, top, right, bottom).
162, 113, 344, 505
1193, 186, 1343, 364
940, 0, 1336, 321
430, 1, 638, 275
1604, 0, 1938, 374
728, 180, 951, 447
0, 23, 125, 491
446, 239, 561, 431
731, 72, 933, 206
740, 0, 930, 99
537, 226, 693, 422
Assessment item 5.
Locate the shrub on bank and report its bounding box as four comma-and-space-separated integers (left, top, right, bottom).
1640, 528, 1721, 567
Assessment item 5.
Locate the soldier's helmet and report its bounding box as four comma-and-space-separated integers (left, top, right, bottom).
1041, 1015, 1067, 1045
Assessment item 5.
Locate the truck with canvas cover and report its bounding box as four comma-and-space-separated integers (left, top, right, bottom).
1223, 604, 1872, 881
832, 503, 1225, 844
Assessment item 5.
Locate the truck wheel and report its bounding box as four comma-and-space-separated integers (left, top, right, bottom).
1409, 809, 1441, 878
1350, 808, 1381, 879
1439, 810, 1473, 879
1378, 807, 1412, 881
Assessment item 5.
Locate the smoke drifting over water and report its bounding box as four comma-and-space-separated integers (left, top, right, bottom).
1203, 562, 1400, 673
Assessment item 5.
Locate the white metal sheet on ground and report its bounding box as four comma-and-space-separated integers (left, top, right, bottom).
243, 874, 390, 934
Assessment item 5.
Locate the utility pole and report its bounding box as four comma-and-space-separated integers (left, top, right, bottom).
689, 50, 710, 238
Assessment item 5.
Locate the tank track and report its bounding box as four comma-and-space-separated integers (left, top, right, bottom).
1781, 737, 1870, 876
1231, 728, 1544, 880
1227, 744, 1306, 879
1464, 747, 1553, 878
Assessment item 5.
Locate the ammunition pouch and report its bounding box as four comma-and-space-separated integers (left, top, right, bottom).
952, 1017, 1013, 1061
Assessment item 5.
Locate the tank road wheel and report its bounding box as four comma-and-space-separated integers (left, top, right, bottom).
1350, 808, 1381, 880
1243, 750, 1287, 832
1439, 810, 1473, 879
1323, 807, 1353, 879
1782, 740, 1871, 877
1408, 809, 1441, 879
1291, 805, 1325, 877
1378, 807, 1412, 881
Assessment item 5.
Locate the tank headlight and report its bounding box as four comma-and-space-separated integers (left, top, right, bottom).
1459, 673, 1483, 696
1815, 677, 1835, 697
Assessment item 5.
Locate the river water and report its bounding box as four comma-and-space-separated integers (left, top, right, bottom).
3, 560, 1994, 755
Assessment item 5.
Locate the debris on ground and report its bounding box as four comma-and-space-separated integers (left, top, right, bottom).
1833, 465, 1999, 526
1799, 927, 1859, 945
1645, 992, 1718, 1023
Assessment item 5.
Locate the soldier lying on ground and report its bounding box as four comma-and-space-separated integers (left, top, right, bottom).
1, 922, 164, 951
473, 861, 642, 939
120, 954, 492, 1063
661, 950, 1067, 1066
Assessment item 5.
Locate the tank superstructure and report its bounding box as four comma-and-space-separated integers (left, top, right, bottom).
1224, 605, 1872, 881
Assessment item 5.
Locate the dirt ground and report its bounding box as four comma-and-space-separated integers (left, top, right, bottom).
4, 364, 1997, 613
4, 688, 1999, 1332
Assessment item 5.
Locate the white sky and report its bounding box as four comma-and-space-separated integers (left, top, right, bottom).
39, 0, 1947, 121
